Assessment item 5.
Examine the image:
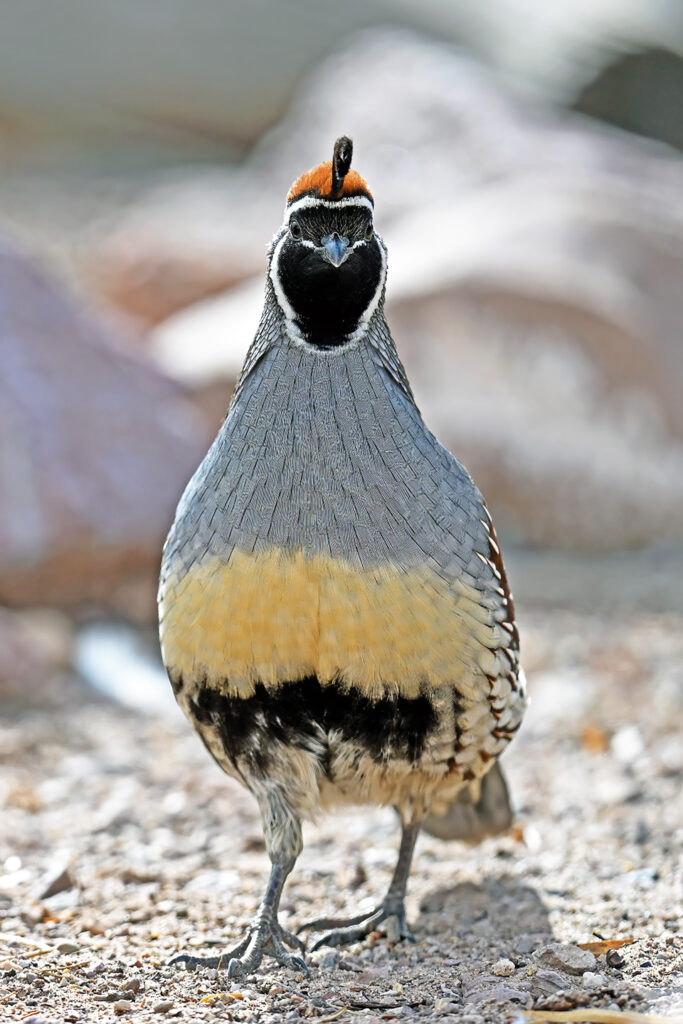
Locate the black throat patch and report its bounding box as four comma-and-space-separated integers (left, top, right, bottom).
275, 206, 383, 349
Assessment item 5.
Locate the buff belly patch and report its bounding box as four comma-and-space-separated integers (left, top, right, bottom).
159, 547, 507, 700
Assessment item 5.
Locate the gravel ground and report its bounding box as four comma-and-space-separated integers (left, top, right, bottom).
1, 606, 682, 1023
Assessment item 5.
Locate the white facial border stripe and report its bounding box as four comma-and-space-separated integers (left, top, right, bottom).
347, 234, 387, 343
285, 194, 374, 219
269, 230, 304, 343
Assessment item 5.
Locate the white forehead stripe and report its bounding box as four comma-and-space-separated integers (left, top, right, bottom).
285, 194, 374, 219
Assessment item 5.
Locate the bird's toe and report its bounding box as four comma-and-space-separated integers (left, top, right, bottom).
309, 922, 372, 951
169, 932, 252, 972
275, 922, 307, 953
306, 898, 415, 952
169, 919, 309, 977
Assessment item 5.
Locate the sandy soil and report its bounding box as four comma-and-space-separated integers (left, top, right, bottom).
1, 606, 681, 1023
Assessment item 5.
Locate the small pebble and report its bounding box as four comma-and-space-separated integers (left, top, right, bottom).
56, 941, 80, 954
435, 998, 460, 1012
583, 971, 609, 989
492, 958, 515, 977
114, 1000, 132, 1015
317, 950, 340, 969
338, 956, 363, 972
20, 906, 45, 927
466, 982, 531, 1006
606, 948, 626, 969
532, 968, 567, 995
37, 864, 76, 900
155, 1001, 174, 1013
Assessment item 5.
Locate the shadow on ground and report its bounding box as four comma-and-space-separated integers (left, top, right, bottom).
418, 875, 553, 944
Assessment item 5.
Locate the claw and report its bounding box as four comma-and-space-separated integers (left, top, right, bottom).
227, 949, 264, 978
270, 930, 310, 973
288, 955, 309, 974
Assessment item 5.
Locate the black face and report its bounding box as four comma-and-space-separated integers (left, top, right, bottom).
275, 204, 384, 349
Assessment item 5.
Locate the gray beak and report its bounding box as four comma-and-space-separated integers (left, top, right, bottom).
321, 232, 350, 267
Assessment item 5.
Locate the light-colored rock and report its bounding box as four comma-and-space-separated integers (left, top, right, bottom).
56, 940, 79, 954
492, 958, 515, 977
465, 980, 531, 1005
435, 998, 461, 1012
583, 971, 610, 988
37, 864, 76, 900
611, 725, 645, 763
537, 942, 597, 975
120, 977, 142, 994
316, 950, 340, 970
532, 968, 569, 995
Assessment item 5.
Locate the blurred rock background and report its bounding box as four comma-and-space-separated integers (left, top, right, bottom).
0, 0, 682, 678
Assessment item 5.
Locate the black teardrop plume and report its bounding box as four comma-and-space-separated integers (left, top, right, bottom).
331, 136, 353, 196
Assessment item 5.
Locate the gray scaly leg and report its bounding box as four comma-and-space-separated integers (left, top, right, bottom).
170, 788, 307, 976
299, 821, 420, 950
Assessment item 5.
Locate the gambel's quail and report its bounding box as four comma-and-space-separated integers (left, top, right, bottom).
158, 137, 526, 977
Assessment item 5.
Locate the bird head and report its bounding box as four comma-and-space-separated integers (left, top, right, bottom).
269, 137, 386, 350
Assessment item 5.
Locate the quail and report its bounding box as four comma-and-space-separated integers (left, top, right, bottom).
158, 137, 526, 977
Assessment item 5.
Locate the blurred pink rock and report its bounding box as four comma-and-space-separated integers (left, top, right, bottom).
0, 238, 210, 611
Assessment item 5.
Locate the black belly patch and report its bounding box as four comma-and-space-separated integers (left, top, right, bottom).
186, 676, 437, 778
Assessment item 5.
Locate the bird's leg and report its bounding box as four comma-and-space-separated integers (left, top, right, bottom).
299, 821, 420, 951
170, 787, 307, 976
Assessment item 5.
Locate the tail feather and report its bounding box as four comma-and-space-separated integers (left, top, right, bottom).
422, 762, 513, 842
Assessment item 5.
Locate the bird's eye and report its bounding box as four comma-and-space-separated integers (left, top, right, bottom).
289, 218, 302, 240
364, 220, 374, 241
